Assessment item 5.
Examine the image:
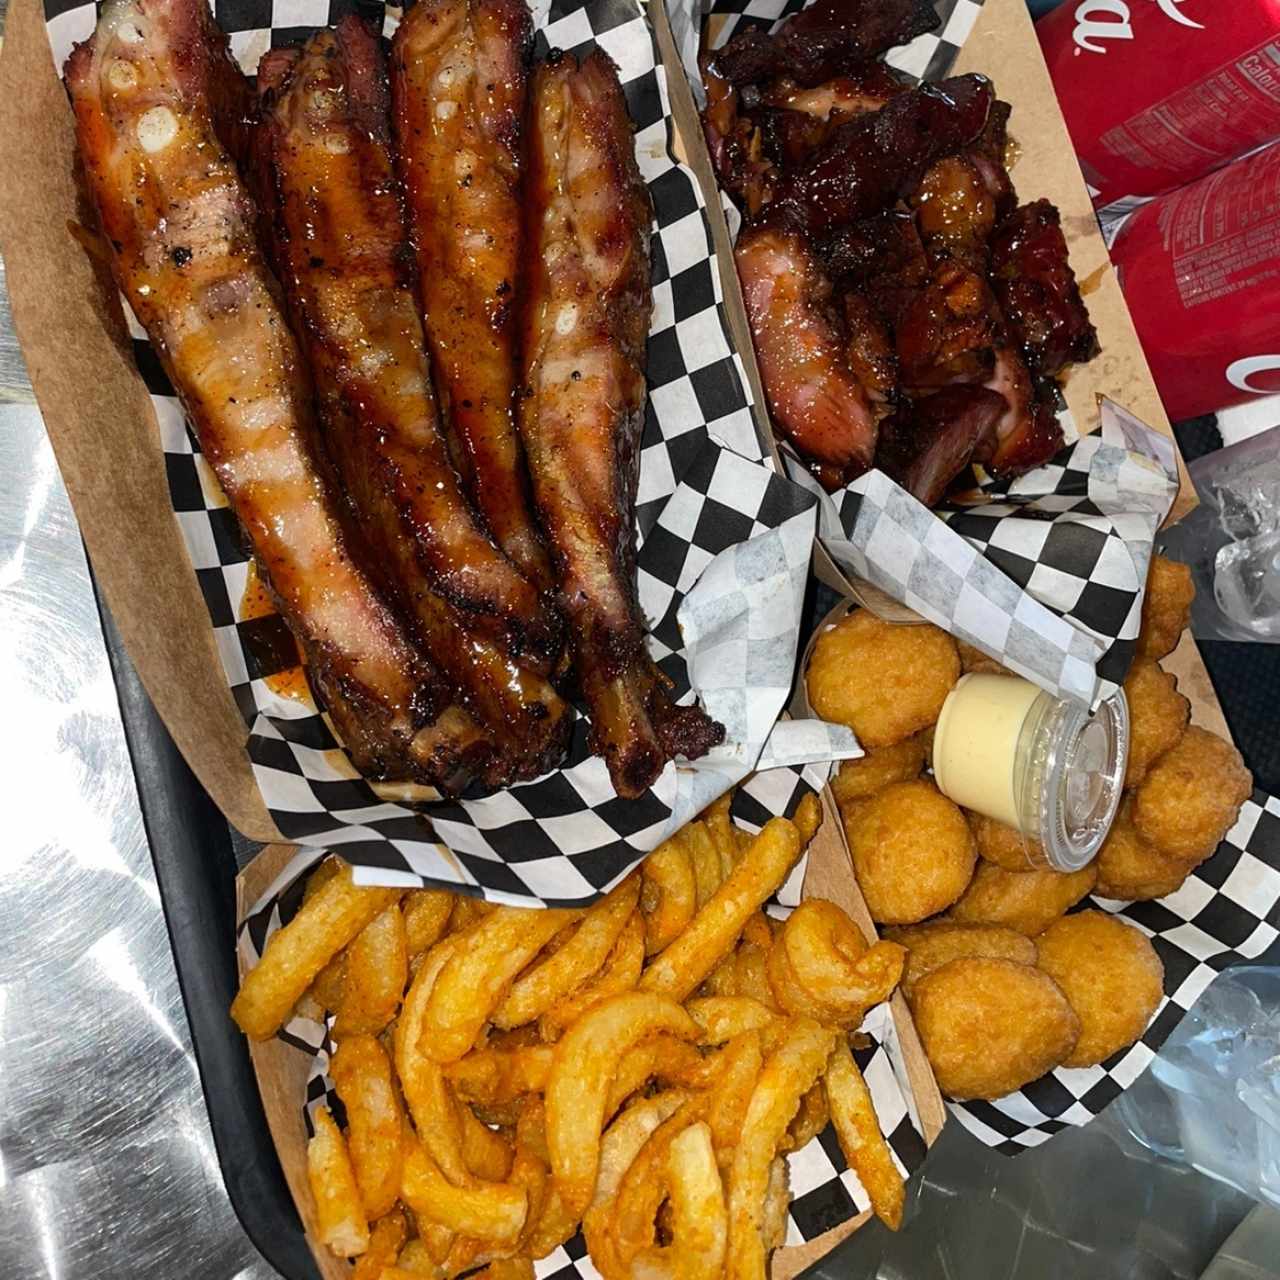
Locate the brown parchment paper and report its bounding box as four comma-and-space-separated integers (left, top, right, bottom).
0, 0, 278, 841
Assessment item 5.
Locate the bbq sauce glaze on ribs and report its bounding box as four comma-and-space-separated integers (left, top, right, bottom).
702, 0, 1101, 505
66, 0, 729, 800
391, 0, 554, 593
64, 0, 497, 792
520, 50, 725, 799
251, 17, 572, 786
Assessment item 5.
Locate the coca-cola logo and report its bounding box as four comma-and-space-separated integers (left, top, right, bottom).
1072, 0, 1204, 55
1226, 355, 1280, 397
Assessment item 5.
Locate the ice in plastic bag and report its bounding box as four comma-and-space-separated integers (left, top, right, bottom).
1158, 426, 1280, 642
1113, 967, 1280, 1208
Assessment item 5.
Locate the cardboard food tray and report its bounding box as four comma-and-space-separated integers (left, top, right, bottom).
652, 0, 1199, 621
236, 804, 949, 1280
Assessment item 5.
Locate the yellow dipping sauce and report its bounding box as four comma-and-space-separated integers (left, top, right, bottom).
932, 674, 1046, 831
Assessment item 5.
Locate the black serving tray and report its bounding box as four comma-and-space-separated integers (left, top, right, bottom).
96, 599, 321, 1280
93, 422, 1280, 1280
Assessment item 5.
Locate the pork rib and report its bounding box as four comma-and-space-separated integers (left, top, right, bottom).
520, 50, 724, 799
252, 19, 570, 784
64, 0, 492, 790
391, 0, 552, 590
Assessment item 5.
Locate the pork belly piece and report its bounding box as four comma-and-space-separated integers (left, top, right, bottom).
736, 219, 879, 482
253, 18, 570, 784
65, 0, 492, 790
391, 0, 552, 590
520, 50, 724, 798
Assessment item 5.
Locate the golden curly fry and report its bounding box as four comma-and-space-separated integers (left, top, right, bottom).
846, 780, 976, 924
640, 819, 803, 1001
308, 1106, 369, 1257
948, 861, 1096, 936
770, 900, 904, 1026
1124, 659, 1190, 786
1133, 726, 1251, 863
404, 890, 457, 959
538, 911, 645, 1040
1036, 910, 1164, 1068
330, 1035, 405, 1220
351, 1208, 408, 1280
727, 1019, 836, 1280
807, 610, 960, 748
421, 907, 573, 1063
401, 1135, 527, 1243
686, 996, 780, 1045
824, 1039, 904, 1230
545, 992, 698, 1215
1136, 555, 1194, 660
395, 933, 472, 1184
641, 838, 697, 956
494, 874, 639, 1029
911, 958, 1080, 1100
231, 867, 399, 1040
335, 901, 408, 1038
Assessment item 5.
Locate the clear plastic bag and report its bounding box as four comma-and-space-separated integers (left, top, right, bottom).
1158, 426, 1280, 643
1112, 966, 1280, 1208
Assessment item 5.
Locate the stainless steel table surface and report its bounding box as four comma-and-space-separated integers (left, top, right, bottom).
0, 249, 276, 1279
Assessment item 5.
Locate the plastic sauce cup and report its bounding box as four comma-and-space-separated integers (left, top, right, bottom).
933, 673, 1129, 871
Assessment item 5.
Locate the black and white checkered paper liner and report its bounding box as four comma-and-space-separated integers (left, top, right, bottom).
236, 769, 929, 1265
793, 400, 1180, 707
46, 0, 863, 909
668, 0, 1180, 709
953, 788, 1280, 1155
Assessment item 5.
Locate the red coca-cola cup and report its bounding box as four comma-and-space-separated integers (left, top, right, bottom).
1038, 0, 1280, 211
1109, 142, 1280, 420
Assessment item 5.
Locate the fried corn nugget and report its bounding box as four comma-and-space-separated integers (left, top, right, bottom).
1124, 659, 1190, 786
1136, 555, 1194, 660
830, 735, 927, 810
967, 813, 1042, 872
846, 780, 976, 925
1094, 798, 1189, 902
912, 958, 1080, 1100
1133, 726, 1251, 863
948, 861, 1096, 937
886, 922, 1038, 1000
956, 640, 1006, 676
1036, 910, 1163, 1067
807, 611, 960, 748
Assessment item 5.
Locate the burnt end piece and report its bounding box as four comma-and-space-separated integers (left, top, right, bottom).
876, 386, 1008, 506
776, 75, 995, 233
989, 199, 1100, 379
713, 0, 939, 88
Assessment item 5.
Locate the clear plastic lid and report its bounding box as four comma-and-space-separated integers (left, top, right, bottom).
1016, 688, 1130, 872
